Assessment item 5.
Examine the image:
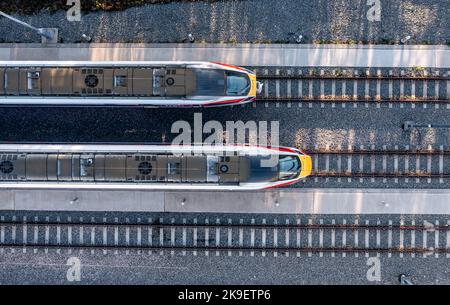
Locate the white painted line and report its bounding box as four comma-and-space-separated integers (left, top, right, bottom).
342, 219, 347, 258
23, 223, 28, 246
365, 220, 369, 258
137, 226, 141, 247
376, 220, 380, 258
320, 70, 324, 99
388, 78, 393, 99
404, 152, 409, 183
12, 225, 16, 243
342, 80, 347, 99
446, 220, 450, 258
171, 225, 175, 247
337, 148, 342, 183
182, 219, 187, 256
423, 220, 428, 258
371, 153, 375, 183
287, 72, 292, 98
388, 220, 392, 258
205, 218, 210, 256
239, 219, 244, 257
319, 219, 323, 257
193, 218, 198, 256
296, 218, 301, 257
435, 220, 439, 258
67, 226, 72, 245
359, 150, 364, 183
262, 218, 266, 257
276, 69, 280, 99
440, 146, 444, 184
365, 79, 369, 99
331, 219, 335, 257
427, 154, 432, 184
400, 79, 404, 99
227, 218, 233, 256
399, 219, 404, 258
376, 73, 381, 100
411, 220, 415, 258
215, 218, 220, 257
148, 218, 153, 251
92, 227, 96, 246
298, 70, 303, 98
273, 219, 278, 257
250, 218, 255, 257
353, 78, 358, 100
347, 154, 352, 176
423, 80, 428, 100
308, 219, 312, 257
114, 226, 118, 246
435, 78, 440, 100
264, 69, 269, 98
354, 219, 359, 257
416, 155, 421, 185
33, 225, 38, 244
79, 226, 84, 245
0, 224, 4, 244
285, 219, 290, 257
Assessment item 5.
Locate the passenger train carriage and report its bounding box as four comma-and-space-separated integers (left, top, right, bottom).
0, 61, 262, 107
0, 144, 312, 190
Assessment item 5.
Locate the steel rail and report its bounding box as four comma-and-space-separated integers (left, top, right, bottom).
308, 150, 450, 155
257, 75, 449, 81
0, 243, 446, 254
0, 222, 446, 231
256, 97, 450, 103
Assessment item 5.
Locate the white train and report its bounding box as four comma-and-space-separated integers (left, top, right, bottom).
0, 61, 262, 107
0, 143, 312, 190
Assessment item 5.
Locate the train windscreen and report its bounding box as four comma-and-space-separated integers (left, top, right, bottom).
278, 155, 301, 180
193, 69, 226, 96
226, 71, 250, 96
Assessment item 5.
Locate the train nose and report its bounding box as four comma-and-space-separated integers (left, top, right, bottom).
298, 155, 312, 179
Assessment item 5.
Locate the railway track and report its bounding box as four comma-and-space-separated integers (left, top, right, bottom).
309, 148, 450, 181
255, 67, 450, 102
1, 219, 449, 257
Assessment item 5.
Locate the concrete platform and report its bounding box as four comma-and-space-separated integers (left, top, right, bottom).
2, 43, 450, 68
1, 188, 450, 214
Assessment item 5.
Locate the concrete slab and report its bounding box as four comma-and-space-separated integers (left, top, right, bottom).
2, 43, 450, 68
12, 190, 165, 212
1, 188, 450, 214
0, 190, 14, 210
164, 191, 314, 214
311, 189, 450, 214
